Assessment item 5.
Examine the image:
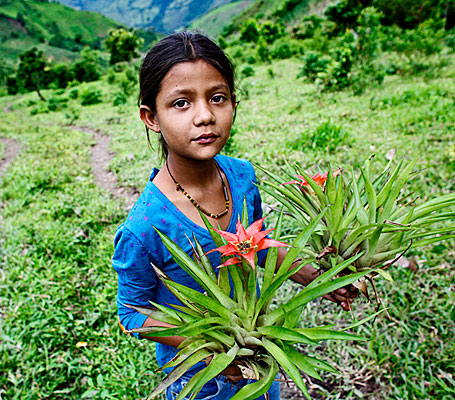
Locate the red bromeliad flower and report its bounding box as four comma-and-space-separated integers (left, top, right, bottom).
282, 169, 341, 190
207, 217, 290, 270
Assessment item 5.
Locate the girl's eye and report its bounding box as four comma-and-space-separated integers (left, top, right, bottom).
173, 99, 189, 108
212, 95, 226, 104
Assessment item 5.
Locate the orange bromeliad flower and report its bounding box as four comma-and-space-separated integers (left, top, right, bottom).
207, 217, 290, 270
282, 169, 341, 190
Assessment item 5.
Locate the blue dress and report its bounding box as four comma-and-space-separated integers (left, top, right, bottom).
112, 154, 280, 399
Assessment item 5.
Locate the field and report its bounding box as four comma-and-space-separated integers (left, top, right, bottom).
0, 54, 454, 399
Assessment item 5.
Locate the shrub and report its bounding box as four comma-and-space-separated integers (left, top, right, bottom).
297, 52, 330, 80
69, 89, 78, 99
50, 63, 73, 89
80, 87, 102, 106
317, 45, 355, 91
291, 15, 323, 39
257, 39, 270, 63
240, 65, 255, 78
270, 39, 292, 59
309, 120, 348, 152
72, 48, 101, 83
289, 120, 348, 152
260, 21, 283, 44
47, 96, 68, 112
218, 37, 228, 49
113, 91, 127, 106
106, 68, 116, 84
118, 64, 138, 96
240, 19, 260, 43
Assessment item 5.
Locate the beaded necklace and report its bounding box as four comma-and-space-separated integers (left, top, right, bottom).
165, 160, 230, 219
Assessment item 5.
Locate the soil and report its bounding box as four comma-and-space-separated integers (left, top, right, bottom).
0, 137, 20, 177
69, 125, 139, 210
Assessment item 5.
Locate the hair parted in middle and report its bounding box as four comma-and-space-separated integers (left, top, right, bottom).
138, 31, 237, 158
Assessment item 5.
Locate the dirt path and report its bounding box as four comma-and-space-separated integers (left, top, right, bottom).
69, 125, 139, 210
0, 137, 20, 177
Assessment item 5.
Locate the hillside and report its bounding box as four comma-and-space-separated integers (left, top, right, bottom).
54, 0, 240, 33
228, 0, 331, 32
189, 0, 255, 38
0, 0, 122, 66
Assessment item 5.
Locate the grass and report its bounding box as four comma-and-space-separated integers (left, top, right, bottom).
0, 50, 454, 399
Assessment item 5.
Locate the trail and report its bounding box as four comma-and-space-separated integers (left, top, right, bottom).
69, 125, 139, 210
0, 137, 20, 177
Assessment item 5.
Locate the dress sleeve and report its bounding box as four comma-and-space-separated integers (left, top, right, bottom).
112, 225, 157, 339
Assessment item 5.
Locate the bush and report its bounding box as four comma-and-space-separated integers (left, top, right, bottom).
218, 37, 228, 49
270, 39, 292, 59
317, 45, 355, 91
291, 15, 323, 39
69, 88, 78, 99
118, 65, 138, 96
309, 120, 348, 152
290, 120, 348, 153
260, 21, 283, 44
47, 96, 68, 112
50, 63, 73, 89
80, 87, 102, 106
257, 39, 270, 63
113, 91, 127, 106
240, 66, 255, 78
71, 48, 101, 83
106, 68, 116, 84
240, 19, 260, 43
297, 52, 330, 81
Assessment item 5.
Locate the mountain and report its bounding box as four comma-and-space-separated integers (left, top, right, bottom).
0, 0, 122, 65
189, 0, 255, 38
54, 0, 241, 33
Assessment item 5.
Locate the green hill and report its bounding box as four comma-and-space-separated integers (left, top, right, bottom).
0, 0, 122, 66
189, 0, 255, 38
228, 0, 330, 32
54, 0, 240, 33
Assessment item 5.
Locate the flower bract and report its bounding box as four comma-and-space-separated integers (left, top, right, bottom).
207, 217, 290, 270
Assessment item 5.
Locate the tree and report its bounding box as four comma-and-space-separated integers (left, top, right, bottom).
105, 28, 143, 65
240, 19, 260, 43
17, 47, 47, 101
72, 47, 101, 83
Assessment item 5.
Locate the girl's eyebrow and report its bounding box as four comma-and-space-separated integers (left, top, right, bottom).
166, 84, 229, 99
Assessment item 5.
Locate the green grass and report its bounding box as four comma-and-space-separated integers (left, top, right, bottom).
0, 50, 454, 399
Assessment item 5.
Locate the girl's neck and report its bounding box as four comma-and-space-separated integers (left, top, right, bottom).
165, 155, 220, 187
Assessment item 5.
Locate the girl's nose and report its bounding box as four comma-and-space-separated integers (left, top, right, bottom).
193, 101, 215, 126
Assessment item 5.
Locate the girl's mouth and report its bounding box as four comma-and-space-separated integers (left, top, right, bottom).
193, 133, 218, 144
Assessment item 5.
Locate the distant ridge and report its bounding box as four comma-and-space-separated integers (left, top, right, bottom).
0, 0, 121, 65
54, 0, 240, 33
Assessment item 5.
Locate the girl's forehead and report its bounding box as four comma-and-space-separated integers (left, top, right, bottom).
161, 59, 229, 91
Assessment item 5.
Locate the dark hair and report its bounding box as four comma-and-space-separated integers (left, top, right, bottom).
138, 31, 236, 157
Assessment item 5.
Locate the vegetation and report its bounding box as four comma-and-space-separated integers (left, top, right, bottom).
0, 0, 121, 65
0, 0, 454, 399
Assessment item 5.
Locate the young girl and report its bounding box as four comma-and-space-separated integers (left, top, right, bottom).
112, 31, 352, 400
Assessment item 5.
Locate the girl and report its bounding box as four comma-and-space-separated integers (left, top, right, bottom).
112, 31, 352, 400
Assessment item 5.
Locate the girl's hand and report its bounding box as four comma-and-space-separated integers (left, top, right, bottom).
322, 286, 358, 311
288, 259, 359, 311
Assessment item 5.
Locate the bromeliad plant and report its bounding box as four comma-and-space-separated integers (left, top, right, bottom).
257, 157, 455, 302
126, 205, 374, 400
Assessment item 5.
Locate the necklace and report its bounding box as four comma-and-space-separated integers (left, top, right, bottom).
165, 160, 230, 219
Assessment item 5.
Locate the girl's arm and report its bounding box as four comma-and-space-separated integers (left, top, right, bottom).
140, 318, 185, 348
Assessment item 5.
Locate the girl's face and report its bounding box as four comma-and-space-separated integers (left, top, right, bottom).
140, 59, 235, 163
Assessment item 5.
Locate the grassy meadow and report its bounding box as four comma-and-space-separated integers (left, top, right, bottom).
0, 52, 454, 400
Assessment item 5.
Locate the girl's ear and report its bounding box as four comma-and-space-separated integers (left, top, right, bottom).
139, 105, 161, 133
